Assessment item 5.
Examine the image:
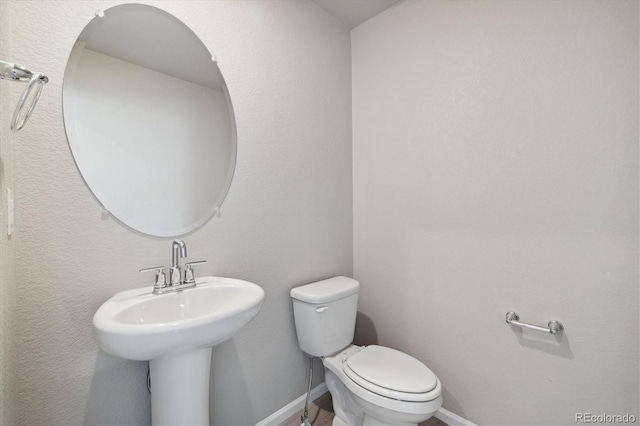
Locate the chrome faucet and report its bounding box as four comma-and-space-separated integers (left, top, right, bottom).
140, 240, 207, 294
169, 239, 187, 286
140, 240, 207, 295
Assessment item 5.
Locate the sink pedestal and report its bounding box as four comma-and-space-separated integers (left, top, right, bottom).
149, 347, 212, 425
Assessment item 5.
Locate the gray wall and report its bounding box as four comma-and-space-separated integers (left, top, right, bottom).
3, 1, 639, 425
0, 1, 18, 423
1, 1, 351, 424
352, 1, 639, 424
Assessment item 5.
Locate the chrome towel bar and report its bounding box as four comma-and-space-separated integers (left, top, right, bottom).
505, 311, 563, 334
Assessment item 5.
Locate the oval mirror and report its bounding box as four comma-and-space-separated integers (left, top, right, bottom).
63, 4, 236, 237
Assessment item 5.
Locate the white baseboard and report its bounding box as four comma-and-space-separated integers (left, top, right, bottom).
435, 407, 477, 426
256, 383, 475, 426
256, 382, 329, 426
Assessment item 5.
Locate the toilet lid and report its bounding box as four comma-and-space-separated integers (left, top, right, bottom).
345, 346, 437, 395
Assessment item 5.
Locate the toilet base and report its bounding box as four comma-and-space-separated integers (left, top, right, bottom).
332, 415, 349, 426
363, 413, 418, 426
333, 413, 421, 426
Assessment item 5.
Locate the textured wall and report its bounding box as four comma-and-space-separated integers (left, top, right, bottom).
6, 1, 351, 424
353, 1, 639, 424
0, 1, 18, 423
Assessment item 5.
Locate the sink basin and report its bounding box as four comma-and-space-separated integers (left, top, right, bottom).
93, 276, 264, 425
94, 276, 264, 360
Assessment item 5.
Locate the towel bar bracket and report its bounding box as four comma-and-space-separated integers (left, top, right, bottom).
0, 60, 48, 131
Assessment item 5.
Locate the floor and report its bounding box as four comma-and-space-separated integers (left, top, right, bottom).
280, 393, 448, 426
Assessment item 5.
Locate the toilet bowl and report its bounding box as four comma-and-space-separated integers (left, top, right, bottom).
290, 277, 442, 426
324, 344, 442, 425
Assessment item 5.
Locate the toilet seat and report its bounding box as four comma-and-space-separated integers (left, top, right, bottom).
343, 345, 439, 402
323, 345, 443, 423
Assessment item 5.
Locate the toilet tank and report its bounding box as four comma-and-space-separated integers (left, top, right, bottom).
290, 276, 359, 357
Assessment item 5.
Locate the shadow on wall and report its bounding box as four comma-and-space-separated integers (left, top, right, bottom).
509, 328, 574, 359
85, 352, 150, 425
353, 312, 378, 347
209, 338, 256, 425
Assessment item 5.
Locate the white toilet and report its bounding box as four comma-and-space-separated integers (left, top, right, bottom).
290, 276, 442, 426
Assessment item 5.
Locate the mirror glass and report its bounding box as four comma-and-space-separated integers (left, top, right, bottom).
63, 4, 236, 237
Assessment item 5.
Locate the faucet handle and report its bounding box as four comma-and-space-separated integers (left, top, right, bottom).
139, 266, 166, 291
139, 266, 164, 273
184, 260, 206, 284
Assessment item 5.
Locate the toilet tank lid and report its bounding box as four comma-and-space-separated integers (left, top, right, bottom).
290, 276, 359, 304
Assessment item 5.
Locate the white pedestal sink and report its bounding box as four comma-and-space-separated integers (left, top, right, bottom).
93, 276, 265, 425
